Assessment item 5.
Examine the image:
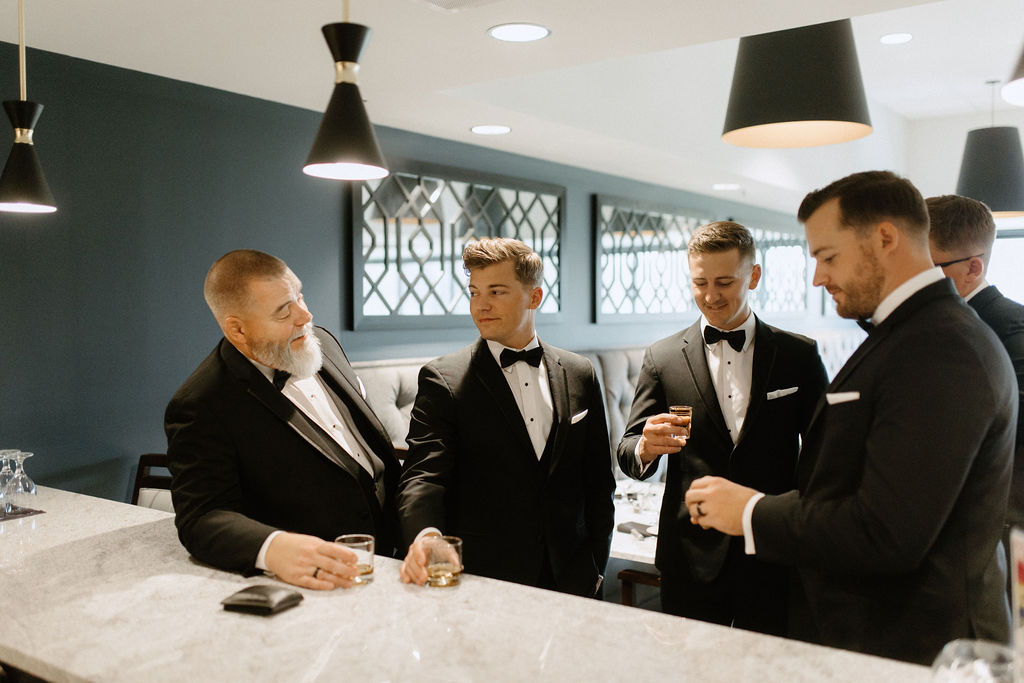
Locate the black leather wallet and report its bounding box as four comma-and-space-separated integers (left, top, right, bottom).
221, 584, 303, 616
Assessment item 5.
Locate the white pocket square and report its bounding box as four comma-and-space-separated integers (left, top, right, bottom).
826, 391, 860, 405
357, 376, 367, 400
767, 387, 799, 400
571, 409, 588, 424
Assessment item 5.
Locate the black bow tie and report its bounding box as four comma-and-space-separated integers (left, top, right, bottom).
703, 326, 746, 352
856, 318, 875, 333
272, 369, 291, 390
499, 346, 544, 368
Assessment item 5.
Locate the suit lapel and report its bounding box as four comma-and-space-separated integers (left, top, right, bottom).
736, 318, 775, 447
544, 346, 569, 473
679, 323, 731, 441
318, 349, 392, 459
471, 339, 536, 457
220, 340, 367, 484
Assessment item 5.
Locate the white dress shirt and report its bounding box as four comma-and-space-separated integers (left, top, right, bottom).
742, 267, 945, 554
702, 313, 757, 445
485, 336, 554, 460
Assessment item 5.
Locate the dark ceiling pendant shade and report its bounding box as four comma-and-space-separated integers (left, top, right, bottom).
0, 0, 56, 213
0, 100, 56, 213
722, 19, 872, 148
303, 21, 389, 181
956, 126, 1024, 218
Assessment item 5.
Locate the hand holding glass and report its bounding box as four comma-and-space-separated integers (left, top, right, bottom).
424, 535, 463, 587
669, 405, 692, 439
334, 534, 374, 585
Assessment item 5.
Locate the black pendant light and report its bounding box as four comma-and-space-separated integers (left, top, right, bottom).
722, 19, 872, 148
303, 0, 388, 181
0, 0, 56, 213
956, 81, 1024, 218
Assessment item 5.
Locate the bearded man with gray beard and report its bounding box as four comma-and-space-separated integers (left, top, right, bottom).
165, 250, 400, 590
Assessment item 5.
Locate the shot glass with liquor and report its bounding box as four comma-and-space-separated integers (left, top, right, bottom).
669, 405, 692, 440
335, 533, 374, 585
424, 535, 463, 587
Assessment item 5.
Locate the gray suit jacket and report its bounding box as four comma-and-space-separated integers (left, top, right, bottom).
617, 317, 827, 582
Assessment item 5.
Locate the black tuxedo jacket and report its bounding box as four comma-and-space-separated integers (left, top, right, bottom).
969, 285, 1024, 526
754, 279, 1015, 665
165, 327, 400, 574
616, 317, 827, 581
397, 339, 616, 596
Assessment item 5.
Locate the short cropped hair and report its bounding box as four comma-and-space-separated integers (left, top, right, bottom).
926, 195, 996, 259
462, 237, 543, 288
687, 221, 756, 263
204, 249, 288, 319
797, 170, 929, 238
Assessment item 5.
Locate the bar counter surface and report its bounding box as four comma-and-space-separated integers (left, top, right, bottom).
0, 488, 929, 682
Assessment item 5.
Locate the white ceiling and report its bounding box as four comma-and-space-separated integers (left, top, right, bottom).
3, 0, 1023, 214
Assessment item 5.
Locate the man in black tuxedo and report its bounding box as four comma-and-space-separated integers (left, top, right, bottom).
617, 220, 827, 635
927, 195, 1024, 537
166, 250, 400, 590
397, 238, 615, 597
687, 172, 1015, 665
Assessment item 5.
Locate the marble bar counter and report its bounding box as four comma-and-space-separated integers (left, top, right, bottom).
0, 488, 929, 682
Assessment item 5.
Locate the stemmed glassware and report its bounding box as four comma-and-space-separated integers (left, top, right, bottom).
0, 450, 18, 516
7, 451, 37, 512
0, 450, 36, 516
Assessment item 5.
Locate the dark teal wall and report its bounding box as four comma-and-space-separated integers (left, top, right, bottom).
0, 44, 796, 501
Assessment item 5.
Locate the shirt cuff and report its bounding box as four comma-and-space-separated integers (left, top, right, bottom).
255, 530, 283, 571
415, 527, 442, 543
742, 492, 766, 555
634, 440, 656, 476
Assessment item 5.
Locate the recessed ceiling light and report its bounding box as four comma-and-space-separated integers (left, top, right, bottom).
712, 183, 742, 191
879, 33, 912, 45
487, 23, 550, 43
471, 124, 511, 135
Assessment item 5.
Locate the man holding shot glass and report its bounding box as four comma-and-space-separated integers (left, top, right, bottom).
617, 221, 827, 634
397, 238, 615, 596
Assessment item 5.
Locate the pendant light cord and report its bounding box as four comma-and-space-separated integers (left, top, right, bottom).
18, 0, 26, 101
987, 78, 999, 128
343, 0, 350, 23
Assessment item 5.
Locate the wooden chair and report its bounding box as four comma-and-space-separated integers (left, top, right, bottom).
130, 453, 173, 510
617, 568, 661, 607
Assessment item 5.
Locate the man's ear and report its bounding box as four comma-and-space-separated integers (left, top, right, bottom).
223, 315, 247, 348
965, 256, 985, 286
876, 221, 900, 252
528, 286, 543, 310
747, 264, 762, 291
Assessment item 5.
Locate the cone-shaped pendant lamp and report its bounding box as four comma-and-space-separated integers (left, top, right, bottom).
303, 1, 388, 181
722, 19, 872, 148
0, 0, 56, 213
956, 80, 1024, 218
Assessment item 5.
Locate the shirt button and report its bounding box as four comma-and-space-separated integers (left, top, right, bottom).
525, 382, 529, 386
530, 418, 534, 422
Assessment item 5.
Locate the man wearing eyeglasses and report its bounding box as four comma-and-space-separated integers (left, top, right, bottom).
927, 194, 1024, 551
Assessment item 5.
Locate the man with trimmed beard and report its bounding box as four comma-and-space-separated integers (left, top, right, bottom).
685, 171, 1014, 664
166, 250, 400, 589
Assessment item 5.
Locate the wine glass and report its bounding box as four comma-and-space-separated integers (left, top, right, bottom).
0, 450, 18, 515
7, 451, 36, 512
